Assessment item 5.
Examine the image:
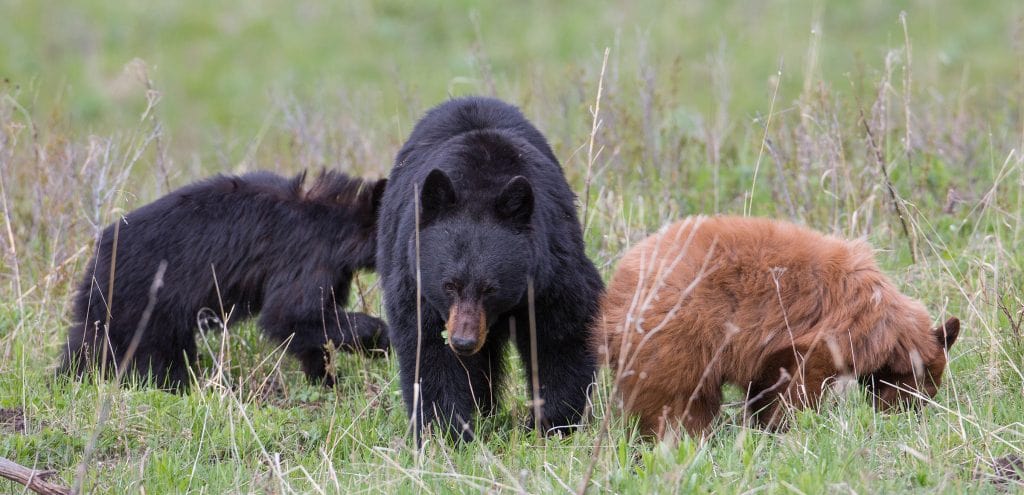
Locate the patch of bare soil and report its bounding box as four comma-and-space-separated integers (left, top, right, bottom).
975, 454, 1024, 488
0, 408, 24, 433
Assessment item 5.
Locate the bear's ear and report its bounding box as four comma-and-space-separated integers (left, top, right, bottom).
934, 317, 960, 350
420, 169, 457, 224
495, 176, 533, 226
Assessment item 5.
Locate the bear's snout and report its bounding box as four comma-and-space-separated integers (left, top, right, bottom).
447, 302, 487, 355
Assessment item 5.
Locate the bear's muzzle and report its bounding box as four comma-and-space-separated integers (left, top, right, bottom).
447, 302, 487, 355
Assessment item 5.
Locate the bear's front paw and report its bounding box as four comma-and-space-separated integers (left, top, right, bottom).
339, 312, 391, 355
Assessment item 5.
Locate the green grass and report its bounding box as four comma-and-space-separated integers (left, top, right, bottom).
2, 0, 1024, 493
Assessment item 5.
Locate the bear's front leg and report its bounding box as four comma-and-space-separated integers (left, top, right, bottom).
261, 275, 388, 385
265, 310, 388, 385
748, 343, 840, 430
513, 304, 597, 436
332, 311, 390, 354
396, 331, 510, 445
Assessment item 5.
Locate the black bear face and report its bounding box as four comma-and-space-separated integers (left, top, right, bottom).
417, 169, 535, 355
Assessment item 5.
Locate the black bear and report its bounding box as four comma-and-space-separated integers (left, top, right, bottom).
61, 170, 389, 389
377, 97, 604, 443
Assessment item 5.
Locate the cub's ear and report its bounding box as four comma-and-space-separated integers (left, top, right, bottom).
420, 169, 456, 224
495, 175, 534, 226
934, 317, 960, 350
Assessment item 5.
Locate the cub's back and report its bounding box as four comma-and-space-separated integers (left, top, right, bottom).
599, 216, 879, 377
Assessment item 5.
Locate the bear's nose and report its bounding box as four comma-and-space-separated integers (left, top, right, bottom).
450, 335, 478, 354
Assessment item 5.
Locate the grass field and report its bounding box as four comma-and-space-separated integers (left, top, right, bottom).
2, 0, 1024, 493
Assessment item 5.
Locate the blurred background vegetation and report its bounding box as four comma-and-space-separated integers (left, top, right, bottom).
2, 0, 1019, 158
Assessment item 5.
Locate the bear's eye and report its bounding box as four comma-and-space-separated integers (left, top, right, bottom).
443, 281, 459, 294
481, 285, 497, 295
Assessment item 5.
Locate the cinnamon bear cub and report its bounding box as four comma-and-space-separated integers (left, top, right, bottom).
595, 215, 960, 439
61, 170, 389, 389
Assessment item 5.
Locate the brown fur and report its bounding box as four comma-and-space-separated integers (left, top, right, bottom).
594, 215, 960, 439
446, 302, 488, 355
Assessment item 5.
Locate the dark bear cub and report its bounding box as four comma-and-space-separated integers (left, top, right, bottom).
377, 97, 605, 443
61, 170, 389, 389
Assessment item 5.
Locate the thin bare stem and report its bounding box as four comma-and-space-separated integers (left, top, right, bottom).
0, 167, 23, 314
582, 47, 610, 237
899, 11, 914, 163
745, 60, 783, 216
413, 183, 424, 451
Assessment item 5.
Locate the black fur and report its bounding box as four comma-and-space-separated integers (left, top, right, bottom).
377, 97, 605, 443
61, 170, 389, 389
